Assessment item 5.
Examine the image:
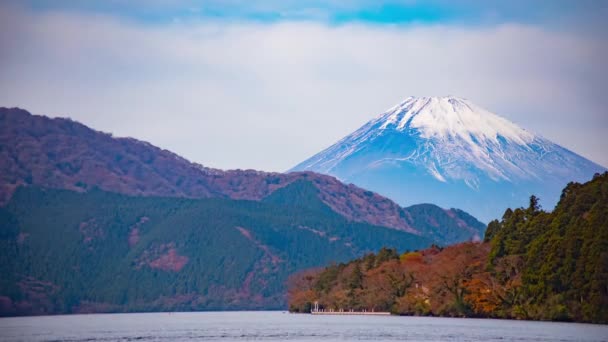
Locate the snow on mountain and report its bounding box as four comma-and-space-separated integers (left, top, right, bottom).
291, 96, 606, 222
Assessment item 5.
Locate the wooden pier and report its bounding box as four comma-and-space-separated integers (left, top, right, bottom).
310, 301, 391, 316
311, 310, 391, 316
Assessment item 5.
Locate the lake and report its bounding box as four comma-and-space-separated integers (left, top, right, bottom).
1, 311, 606, 341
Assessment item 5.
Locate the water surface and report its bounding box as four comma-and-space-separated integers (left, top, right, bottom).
1, 311, 606, 341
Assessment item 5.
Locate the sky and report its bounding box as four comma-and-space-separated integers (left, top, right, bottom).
1, 0, 607, 171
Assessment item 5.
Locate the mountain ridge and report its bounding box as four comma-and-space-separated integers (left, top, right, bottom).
0, 106, 485, 244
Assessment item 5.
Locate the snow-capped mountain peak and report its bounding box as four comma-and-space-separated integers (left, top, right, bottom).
291, 96, 606, 222
376, 96, 534, 146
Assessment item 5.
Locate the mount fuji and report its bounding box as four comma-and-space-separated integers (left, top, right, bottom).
290, 96, 606, 222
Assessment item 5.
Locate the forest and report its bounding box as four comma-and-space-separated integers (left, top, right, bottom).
0, 180, 432, 316
288, 172, 608, 323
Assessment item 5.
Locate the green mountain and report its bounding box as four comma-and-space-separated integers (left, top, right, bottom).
0, 181, 432, 316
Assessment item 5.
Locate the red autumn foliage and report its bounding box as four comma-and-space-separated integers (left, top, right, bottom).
288, 243, 508, 318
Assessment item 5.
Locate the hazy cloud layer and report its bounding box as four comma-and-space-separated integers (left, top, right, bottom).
1, 4, 606, 171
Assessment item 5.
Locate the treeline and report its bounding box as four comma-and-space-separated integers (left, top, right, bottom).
288, 172, 608, 323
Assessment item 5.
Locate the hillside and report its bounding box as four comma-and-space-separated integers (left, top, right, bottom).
288, 172, 608, 323
0, 181, 434, 316
291, 96, 606, 222
0, 107, 484, 244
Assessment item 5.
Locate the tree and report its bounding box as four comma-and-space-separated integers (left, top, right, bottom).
483, 220, 500, 242
527, 195, 541, 217
348, 263, 363, 290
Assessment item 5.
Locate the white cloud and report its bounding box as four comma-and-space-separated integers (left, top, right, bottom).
1, 5, 606, 171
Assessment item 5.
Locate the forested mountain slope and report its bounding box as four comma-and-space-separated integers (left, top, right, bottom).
0, 181, 432, 316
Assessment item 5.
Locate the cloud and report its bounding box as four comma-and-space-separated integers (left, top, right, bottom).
0, 4, 607, 171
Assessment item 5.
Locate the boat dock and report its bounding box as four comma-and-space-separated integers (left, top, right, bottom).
311, 310, 391, 316
310, 301, 391, 315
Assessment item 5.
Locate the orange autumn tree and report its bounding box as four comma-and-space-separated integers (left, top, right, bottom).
287, 269, 319, 312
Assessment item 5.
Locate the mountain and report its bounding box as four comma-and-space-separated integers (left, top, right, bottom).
0, 106, 487, 316
288, 172, 608, 323
0, 107, 484, 242
0, 182, 433, 316
291, 96, 606, 222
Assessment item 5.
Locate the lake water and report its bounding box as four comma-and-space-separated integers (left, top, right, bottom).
0, 311, 606, 342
